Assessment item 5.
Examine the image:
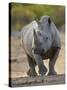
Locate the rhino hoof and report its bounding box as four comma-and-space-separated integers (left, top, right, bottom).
39, 65, 47, 76
48, 71, 57, 75
27, 69, 37, 77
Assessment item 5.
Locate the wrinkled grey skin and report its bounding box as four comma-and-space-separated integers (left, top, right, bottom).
21, 16, 61, 77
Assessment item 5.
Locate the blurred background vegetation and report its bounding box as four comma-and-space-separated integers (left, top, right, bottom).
10, 3, 65, 31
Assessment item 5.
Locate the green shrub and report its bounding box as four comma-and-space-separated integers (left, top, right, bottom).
10, 3, 65, 31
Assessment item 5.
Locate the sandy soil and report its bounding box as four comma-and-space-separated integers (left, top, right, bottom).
10, 31, 65, 78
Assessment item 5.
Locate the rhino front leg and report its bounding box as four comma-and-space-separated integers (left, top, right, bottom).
33, 54, 47, 76
48, 48, 60, 75
27, 55, 37, 77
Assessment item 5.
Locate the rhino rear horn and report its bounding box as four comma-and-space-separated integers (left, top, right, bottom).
48, 17, 51, 25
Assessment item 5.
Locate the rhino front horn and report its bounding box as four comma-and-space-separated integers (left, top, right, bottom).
33, 29, 37, 38
33, 29, 38, 44
48, 17, 51, 25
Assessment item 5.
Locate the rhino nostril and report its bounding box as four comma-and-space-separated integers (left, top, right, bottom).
42, 49, 44, 52
46, 37, 48, 40
43, 37, 48, 41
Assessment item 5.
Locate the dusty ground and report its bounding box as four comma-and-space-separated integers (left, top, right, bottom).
10, 31, 65, 78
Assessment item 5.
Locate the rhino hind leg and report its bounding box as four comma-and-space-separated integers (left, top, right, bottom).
48, 47, 60, 75
27, 55, 37, 77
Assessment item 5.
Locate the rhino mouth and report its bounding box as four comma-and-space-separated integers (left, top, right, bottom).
34, 48, 45, 55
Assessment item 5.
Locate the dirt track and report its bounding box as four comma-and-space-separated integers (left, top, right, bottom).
10, 31, 65, 78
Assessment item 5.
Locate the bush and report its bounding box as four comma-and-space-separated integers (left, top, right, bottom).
10, 3, 65, 31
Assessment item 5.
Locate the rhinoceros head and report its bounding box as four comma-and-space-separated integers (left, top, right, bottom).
32, 16, 54, 54
33, 28, 52, 54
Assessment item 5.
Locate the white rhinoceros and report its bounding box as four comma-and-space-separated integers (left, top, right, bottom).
21, 16, 61, 76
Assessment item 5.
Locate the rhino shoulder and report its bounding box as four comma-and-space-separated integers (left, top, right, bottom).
52, 29, 61, 49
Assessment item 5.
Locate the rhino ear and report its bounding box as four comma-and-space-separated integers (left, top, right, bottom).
48, 17, 51, 25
